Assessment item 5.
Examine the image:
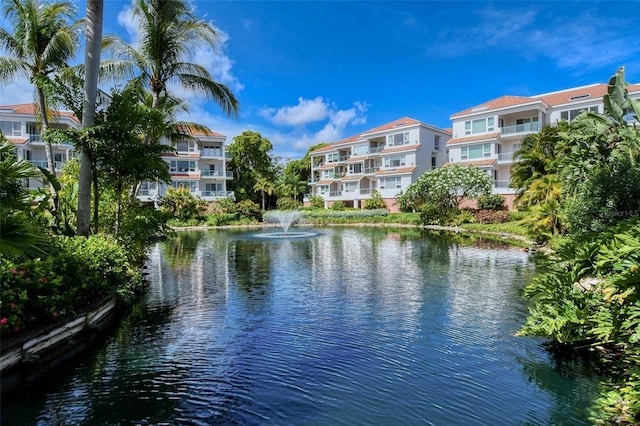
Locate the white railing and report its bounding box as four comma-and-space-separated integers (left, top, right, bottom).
500, 122, 540, 135
200, 190, 235, 198
201, 148, 223, 157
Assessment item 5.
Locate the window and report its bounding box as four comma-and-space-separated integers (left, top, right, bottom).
170, 160, 196, 172
515, 116, 539, 132
171, 181, 197, 192
318, 185, 329, 195
431, 157, 437, 169
205, 183, 222, 192
434, 135, 440, 150
349, 163, 362, 174
384, 154, 406, 168
176, 140, 196, 153
344, 182, 358, 192
202, 145, 221, 157
387, 132, 409, 146
560, 106, 598, 122
461, 143, 491, 160
379, 176, 401, 189
352, 144, 368, 156
0, 121, 21, 136
328, 153, 339, 163
464, 117, 494, 135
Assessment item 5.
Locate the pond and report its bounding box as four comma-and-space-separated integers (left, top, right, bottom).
1, 227, 601, 425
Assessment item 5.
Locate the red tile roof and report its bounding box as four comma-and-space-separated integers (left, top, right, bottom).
375, 166, 417, 176
175, 124, 225, 138
380, 144, 420, 154
450, 83, 640, 119
7, 137, 29, 144
310, 117, 446, 154
444, 159, 497, 167
447, 132, 500, 145
0, 103, 80, 124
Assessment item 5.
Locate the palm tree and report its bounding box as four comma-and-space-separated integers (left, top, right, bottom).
77, 0, 103, 237
0, 0, 81, 216
103, 0, 239, 115
254, 177, 275, 210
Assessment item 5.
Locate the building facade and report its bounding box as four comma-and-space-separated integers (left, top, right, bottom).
307, 117, 451, 212
1, 103, 234, 202
138, 128, 235, 203
447, 83, 640, 209
1, 103, 79, 190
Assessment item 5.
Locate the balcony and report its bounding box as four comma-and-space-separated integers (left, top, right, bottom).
360, 187, 374, 195
29, 160, 67, 170
500, 122, 540, 135
367, 146, 384, 155
200, 190, 235, 199
497, 152, 518, 163
201, 148, 223, 158
363, 167, 380, 174
328, 155, 350, 163
29, 133, 42, 142
200, 170, 234, 179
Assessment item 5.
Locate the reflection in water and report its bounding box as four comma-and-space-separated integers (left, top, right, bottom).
1, 228, 601, 425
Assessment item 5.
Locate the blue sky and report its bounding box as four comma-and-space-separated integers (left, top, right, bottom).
2, 1, 640, 161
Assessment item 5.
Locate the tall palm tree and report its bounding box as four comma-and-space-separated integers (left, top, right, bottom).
0, 0, 81, 216
254, 177, 275, 210
77, 0, 103, 237
103, 0, 239, 115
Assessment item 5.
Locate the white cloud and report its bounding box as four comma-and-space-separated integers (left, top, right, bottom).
116, 6, 140, 48
260, 96, 332, 126
427, 5, 640, 72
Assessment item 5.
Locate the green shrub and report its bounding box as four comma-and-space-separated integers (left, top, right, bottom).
419, 203, 458, 226
276, 197, 302, 210
229, 199, 262, 221
205, 213, 237, 226
477, 194, 506, 211
363, 190, 387, 210
330, 201, 346, 211
1, 234, 143, 337
158, 187, 206, 221
309, 195, 324, 209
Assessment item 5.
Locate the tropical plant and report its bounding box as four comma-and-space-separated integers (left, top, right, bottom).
76, 0, 103, 237
102, 0, 239, 114
254, 176, 275, 210
0, 141, 48, 260
363, 189, 387, 210
476, 193, 506, 211
400, 164, 493, 212
227, 131, 276, 202
0, 0, 81, 216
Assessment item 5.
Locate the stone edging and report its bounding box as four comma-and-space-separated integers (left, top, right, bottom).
0, 296, 118, 373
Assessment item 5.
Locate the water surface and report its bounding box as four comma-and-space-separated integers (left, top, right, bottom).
1, 227, 601, 425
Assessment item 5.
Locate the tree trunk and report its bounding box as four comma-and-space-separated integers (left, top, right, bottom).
77, 0, 104, 237
36, 87, 60, 218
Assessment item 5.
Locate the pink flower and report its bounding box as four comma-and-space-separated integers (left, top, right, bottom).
39, 277, 47, 284
9, 269, 17, 275
0, 318, 7, 326
52, 312, 59, 318
10, 303, 17, 310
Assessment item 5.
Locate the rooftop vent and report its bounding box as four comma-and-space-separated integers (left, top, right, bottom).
569, 94, 590, 100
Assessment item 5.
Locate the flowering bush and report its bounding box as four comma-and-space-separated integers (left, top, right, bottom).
473, 210, 511, 224
0, 234, 143, 336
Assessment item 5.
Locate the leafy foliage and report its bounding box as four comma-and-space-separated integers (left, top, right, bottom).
363, 189, 387, 210
399, 164, 493, 213
476, 193, 506, 211
159, 187, 206, 221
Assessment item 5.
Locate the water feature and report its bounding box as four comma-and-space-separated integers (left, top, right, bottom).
0, 228, 601, 425
259, 210, 318, 238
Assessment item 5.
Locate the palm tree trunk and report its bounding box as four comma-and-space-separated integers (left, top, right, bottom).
36, 86, 60, 219
77, 0, 104, 237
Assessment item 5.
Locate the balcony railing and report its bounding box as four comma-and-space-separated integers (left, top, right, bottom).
330, 191, 342, 197
500, 122, 540, 135
367, 146, 384, 155
360, 187, 374, 195
497, 152, 518, 162
200, 190, 235, 198
201, 148, 223, 157
29, 133, 41, 142
363, 167, 380, 174
29, 160, 67, 170
494, 180, 511, 188
200, 170, 234, 178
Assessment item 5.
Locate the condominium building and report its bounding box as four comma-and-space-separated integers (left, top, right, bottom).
1, 103, 234, 202
447, 83, 640, 209
307, 117, 451, 212
0, 103, 78, 189
139, 127, 235, 203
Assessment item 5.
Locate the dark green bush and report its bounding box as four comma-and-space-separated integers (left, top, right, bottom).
276, 197, 302, 210
477, 194, 506, 211
330, 201, 346, 211
363, 190, 387, 210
